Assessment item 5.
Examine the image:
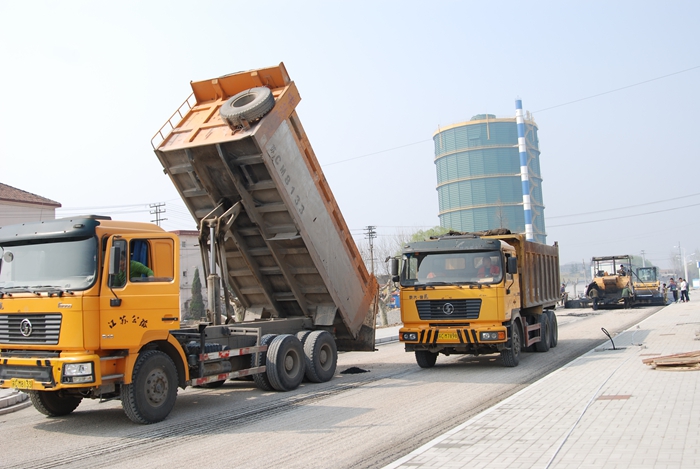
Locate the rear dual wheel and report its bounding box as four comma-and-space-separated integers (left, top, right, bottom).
546, 310, 558, 348
254, 332, 338, 391
302, 331, 337, 383
266, 334, 305, 392
535, 313, 551, 352
252, 334, 278, 392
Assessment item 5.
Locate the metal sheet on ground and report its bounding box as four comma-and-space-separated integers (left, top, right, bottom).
0, 306, 662, 469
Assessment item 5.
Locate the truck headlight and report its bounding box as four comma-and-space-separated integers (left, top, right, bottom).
62, 362, 94, 384
479, 331, 505, 341
402, 332, 418, 341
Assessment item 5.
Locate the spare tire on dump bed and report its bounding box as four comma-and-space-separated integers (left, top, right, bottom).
219, 87, 275, 129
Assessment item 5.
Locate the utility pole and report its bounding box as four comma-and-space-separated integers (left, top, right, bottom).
364, 226, 377, 276
365, 225, 386, 326
150, 202, 167, 226
677, 242, 686, 280
640, 250, 646, 267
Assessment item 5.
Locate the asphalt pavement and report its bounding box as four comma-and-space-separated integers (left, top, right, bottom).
0, 320, 403, 417
6, 303, 697, 469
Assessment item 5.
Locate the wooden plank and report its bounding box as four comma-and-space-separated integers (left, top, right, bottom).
642, 350, 700, 365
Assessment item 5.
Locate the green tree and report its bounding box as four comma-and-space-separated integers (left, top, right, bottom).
409, 226, 450, 243
190, 267, 205, 319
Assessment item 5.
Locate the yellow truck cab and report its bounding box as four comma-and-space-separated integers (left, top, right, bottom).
0, 217, 183, 419
392, 230, 560, 368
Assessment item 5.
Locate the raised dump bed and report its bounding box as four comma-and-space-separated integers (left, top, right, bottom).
152, 63, 377, 351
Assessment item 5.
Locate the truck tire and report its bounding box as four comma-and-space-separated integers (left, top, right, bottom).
29, 391, 82, 417
296, 330, 312, 346
501, 321, 522, 367
266, 334, 305, 392
303, 330, 338, 383
546, 310, 558, 348
219, 87, 275, 128
535, 313, 551, 352
415, 350, 438, 368
252, 334, 277, 392
121, 350, 178, 424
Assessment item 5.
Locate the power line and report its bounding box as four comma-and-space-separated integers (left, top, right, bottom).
323, 65, 700, 168
533, 65, 700, 113
549, 191, 700, 219
323, 140, 430, 167
549, 201, 700, 228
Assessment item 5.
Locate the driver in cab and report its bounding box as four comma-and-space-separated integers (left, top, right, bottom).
114, 252, 154, 287
477, 256, 500, 278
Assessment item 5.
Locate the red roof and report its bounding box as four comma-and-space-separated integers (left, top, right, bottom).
0, 182, 61, 208
170, 230, 199, 236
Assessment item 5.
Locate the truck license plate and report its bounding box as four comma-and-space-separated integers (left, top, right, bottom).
438, 332, 458, 341
10, 378, 34, 390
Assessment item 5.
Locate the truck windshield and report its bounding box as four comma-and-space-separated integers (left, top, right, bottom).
636, 268, 657, 282
0, 238, 97, 291
401, 250, 503, 286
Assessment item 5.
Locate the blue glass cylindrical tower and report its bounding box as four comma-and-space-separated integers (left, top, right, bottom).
433, 112, 547, 243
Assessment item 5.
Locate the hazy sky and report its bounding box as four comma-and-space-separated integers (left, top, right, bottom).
1, 1, 698, 270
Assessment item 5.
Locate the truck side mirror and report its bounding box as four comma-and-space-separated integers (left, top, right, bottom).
390, 258, 399, 276
507, 257, 518, 274
390, 258, 400, 282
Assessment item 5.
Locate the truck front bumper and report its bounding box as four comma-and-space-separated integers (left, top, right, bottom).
399, 325, 507, 347
0, 353, 100, 391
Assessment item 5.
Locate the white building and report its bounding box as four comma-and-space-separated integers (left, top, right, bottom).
0, 182, 61, 226
170, 230, 208, 318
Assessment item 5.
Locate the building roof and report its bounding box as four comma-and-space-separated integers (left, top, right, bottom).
170, 230, 199, 236
0, 182, 61, 208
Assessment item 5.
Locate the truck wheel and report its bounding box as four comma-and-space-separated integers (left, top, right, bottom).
266, 334, 305, 391
303, 330, 338, 383
296, 330, 312, 346
501, 321, 522, 367
535, 313, 551, 352
415, 350, 438, 368
29, 391, 82, 417
546, 310, 558, 348
252, 334, 277, 392
219, 87, 275, 128
121, 350, 178, 424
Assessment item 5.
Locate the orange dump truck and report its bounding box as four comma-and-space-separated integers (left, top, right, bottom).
0, 63, 377, 423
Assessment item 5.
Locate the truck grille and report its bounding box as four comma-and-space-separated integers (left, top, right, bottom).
0, 314, 62, 345
416, 299, 481, 320
0, 364, 54, 383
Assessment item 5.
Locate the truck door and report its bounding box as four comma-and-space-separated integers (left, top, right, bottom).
99, 234, 179, 349
504, 253, 521, 320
